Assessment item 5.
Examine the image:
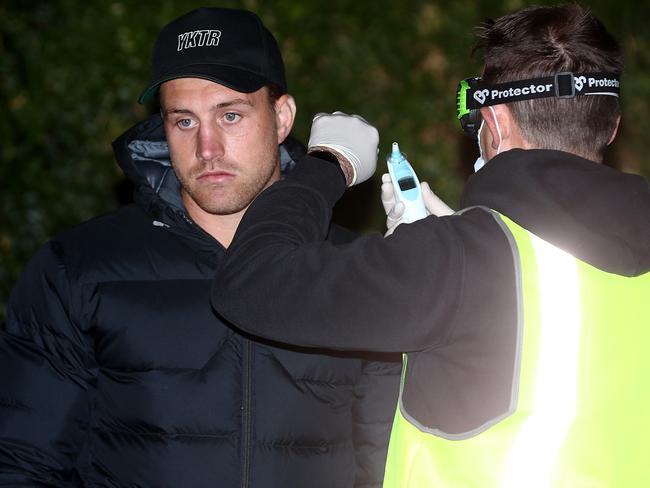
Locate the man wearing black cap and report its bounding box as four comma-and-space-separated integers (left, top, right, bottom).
0, 7, 400, 487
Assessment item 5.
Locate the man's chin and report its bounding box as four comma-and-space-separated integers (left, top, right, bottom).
194, 196, 251, 216
182, 180, 274, 217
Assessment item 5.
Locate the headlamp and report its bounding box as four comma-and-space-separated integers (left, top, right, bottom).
456, 72, 621, 137
456, 77, 482, 137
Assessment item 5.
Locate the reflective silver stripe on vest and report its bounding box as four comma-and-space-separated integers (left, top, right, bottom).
501, 232, 581, 488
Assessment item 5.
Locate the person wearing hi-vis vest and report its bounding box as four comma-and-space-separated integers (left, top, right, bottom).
211, 4, 650, 487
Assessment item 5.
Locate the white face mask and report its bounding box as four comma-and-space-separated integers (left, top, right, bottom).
473, 120, 487, 172
473, 106, 502, 173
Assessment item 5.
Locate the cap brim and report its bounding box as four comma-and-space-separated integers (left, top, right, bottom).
138, 64, 270, 103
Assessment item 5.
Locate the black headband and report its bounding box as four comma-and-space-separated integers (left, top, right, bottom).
465, 72, 619, 109
457, 72, 620, 137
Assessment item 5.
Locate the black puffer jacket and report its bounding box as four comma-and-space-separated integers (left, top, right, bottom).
0, 114, 401, 488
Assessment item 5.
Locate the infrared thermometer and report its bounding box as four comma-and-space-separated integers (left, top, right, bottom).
386, 142, 428, 223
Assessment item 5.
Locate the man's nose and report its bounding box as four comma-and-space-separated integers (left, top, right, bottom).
196, 124, 225, 163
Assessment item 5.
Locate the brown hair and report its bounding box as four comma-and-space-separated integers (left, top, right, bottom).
266, 83, 285, 108
475, 4, 623, 161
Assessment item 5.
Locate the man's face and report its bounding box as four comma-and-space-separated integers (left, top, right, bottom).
160, 78, 289, 216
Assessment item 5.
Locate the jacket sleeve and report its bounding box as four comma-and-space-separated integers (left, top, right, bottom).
0, 241, 94, 486
352, 356, 402, 487
211, 155, 466, 353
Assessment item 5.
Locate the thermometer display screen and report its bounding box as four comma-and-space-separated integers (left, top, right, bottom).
398, 177, 416, 191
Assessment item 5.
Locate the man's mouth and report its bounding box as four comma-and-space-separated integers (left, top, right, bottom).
197, 170, 236, 183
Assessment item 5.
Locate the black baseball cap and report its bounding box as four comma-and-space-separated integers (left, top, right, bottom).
138, 7, 287, 103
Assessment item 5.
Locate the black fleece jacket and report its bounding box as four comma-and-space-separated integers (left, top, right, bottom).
212, 148, 650, 433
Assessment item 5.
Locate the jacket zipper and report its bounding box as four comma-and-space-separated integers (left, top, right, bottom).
241, 338, 253, 488
174, 211, 253, 485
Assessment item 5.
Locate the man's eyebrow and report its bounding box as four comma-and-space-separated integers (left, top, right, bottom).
162, 107, 192, 116
214, 98, 255, 109
162, 98, 254, 116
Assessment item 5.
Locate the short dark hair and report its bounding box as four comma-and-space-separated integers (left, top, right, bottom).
266, 83, 285, 108
475, 4, 623, 161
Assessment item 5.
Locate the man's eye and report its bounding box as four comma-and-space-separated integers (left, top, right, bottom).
223, 112, 241, 123
177, 118, 195, 129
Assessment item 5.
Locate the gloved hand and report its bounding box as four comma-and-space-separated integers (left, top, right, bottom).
307, 111, 379, 186
381, 173, 454, 236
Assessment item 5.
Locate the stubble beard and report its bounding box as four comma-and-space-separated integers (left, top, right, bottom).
174, 152, 280, 216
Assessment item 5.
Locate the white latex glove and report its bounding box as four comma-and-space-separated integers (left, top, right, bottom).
308, 111, 379, 186
381, 173, 454, 236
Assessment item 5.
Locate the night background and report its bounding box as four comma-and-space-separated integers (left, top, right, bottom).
2, 0, 649, 319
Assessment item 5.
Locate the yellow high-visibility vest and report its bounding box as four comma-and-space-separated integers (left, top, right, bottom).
384, 213, 650, 487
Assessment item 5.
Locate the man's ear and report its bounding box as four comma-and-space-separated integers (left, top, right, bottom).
608, 115, 621, 146
274, 94, 296, 144
480, 104, 527, 152
480, 105, 509, 149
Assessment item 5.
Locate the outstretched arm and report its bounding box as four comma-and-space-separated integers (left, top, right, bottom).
212, 114, 465, 353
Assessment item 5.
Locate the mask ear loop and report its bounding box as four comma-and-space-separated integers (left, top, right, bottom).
474, 119, 486, 172
489, 105, 502, 155
474, 107, 503, 172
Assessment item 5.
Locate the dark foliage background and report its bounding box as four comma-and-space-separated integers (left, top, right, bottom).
2, 0, 649, 318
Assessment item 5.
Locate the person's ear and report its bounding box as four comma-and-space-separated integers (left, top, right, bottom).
480, 104, 529, 153
480, 105, 511, 149
274, 94, 296, 144
608, 115, 621, 146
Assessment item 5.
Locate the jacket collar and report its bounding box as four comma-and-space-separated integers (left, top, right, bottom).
461, 148, 650, 276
